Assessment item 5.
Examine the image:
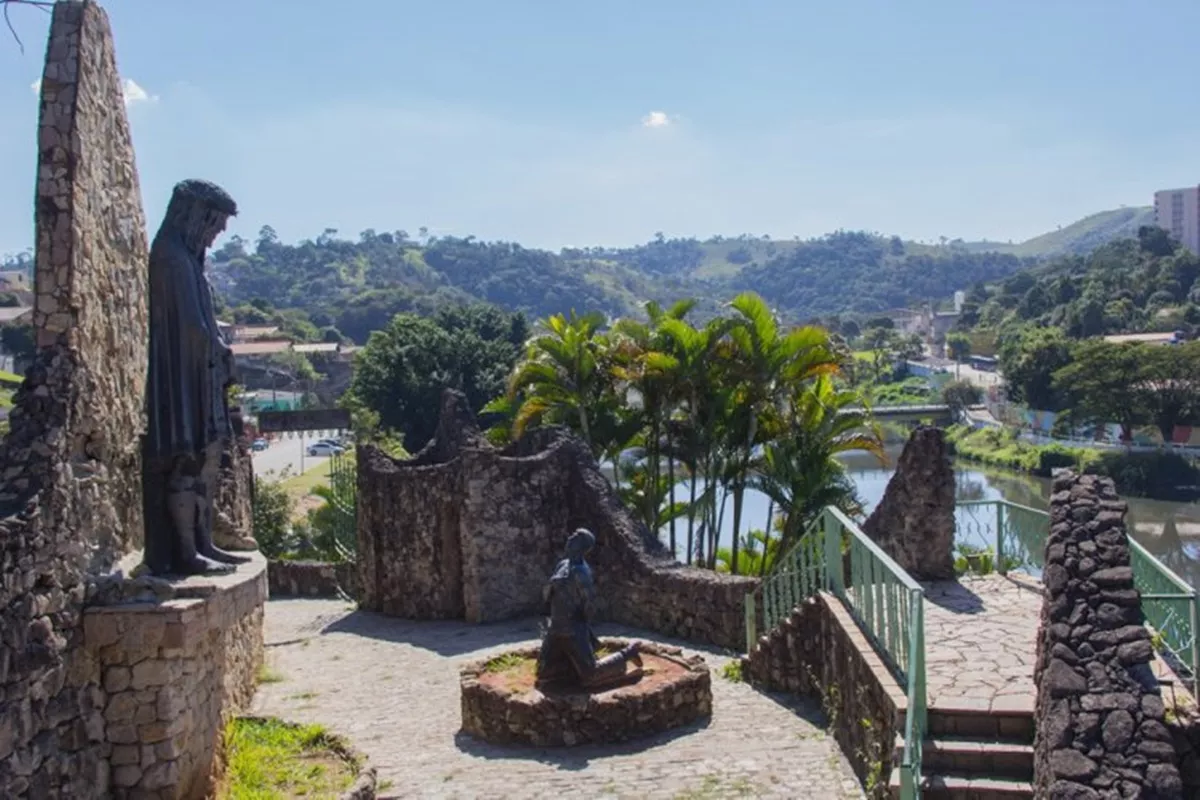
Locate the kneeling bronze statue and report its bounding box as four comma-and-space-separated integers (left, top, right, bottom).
536, 529, 642, 690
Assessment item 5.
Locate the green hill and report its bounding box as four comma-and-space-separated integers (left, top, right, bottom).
959, 206, 1155, 259
208, 206, 1166, 340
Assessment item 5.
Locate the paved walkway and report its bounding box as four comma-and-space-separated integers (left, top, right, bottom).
921, 575, 1041, 713
254, 600, 864, 799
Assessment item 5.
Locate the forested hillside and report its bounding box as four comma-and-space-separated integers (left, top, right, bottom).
961, 226, 1200, 339
199, 205, 1166, 344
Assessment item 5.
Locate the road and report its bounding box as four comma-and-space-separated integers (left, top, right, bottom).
250, 435, 332, 481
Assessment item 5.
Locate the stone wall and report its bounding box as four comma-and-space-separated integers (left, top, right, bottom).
1032, 471, 1183, 798
267, 559, 357, 599
0, 4, 266, 798
83, 555, 266, 798
743, 592, 906, 798
357, 390, 757, 649
0, 3, 150, 795
212, 431, 256, 552
861, 426, 955, 580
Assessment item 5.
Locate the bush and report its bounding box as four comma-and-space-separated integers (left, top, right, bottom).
1091, 451, 1200, 501
946, 424, 1199, 501
942, 379, 982, 410
252, 477, 294, 558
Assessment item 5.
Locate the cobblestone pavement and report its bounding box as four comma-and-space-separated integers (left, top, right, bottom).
921, 575, 1042, 713
253, 600, 864, 799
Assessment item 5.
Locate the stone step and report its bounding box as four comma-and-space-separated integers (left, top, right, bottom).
888, 768, 1034, 799
925, 704, 1034, 743
920, 737, 1034, 781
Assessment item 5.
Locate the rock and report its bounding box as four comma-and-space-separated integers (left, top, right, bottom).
1051, 749, 1100, 780
859, 427, 956, 580
1101, 710, 1135, 752
1045, 658, 1088, 697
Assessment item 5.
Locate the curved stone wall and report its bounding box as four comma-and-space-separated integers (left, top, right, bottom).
459, 639, 712, 747
357, 390, 756, 649
1032, 472, 1184, 797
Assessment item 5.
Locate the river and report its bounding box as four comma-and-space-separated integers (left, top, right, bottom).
658, 445, 1200, 589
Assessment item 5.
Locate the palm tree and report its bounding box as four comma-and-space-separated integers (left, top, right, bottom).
723, 293, 841, 574
749, 375, 885, 568
610, 300, 696, 555
656, 315, 732, 565
506, 310, 609, 458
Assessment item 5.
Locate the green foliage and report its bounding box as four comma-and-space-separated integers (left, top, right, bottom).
946, 425, 1198, 500
251, 476, 294, 559
735, 231, 1029, 321
0, 323, 34, 364
946, 425, 1100, 477
967, 234, 1200, 340
719, 660, 745, 683
501, 294, 883, 575
219, 717, 357, 799
996, 326, 1073, 410
941, 379, 982, 410
1089, 450, 1200, 502
868, 376, 937, 406
345, 304, 527, 450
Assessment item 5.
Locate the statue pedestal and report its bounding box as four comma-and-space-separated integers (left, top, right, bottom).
459, 638, 712, 747
83, 552, 267, 799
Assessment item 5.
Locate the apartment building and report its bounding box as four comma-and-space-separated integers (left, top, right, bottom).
1154, 186, 1200, 253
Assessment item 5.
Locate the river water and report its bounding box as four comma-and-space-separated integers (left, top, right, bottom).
660, 445, 1200, 589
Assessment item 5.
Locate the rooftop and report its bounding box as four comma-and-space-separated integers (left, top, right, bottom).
1102, 332, 1180, 345
230, 340, 292, 356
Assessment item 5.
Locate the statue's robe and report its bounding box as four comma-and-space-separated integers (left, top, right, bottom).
142, 228, 232, 571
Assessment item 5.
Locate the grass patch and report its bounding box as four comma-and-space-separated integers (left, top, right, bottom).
484, 652, 530, 673
279, 463, 334, 505
257, 665, 285, 685
719, 660, 745, 683
218, 717, 357, 800
0, 369, 22, 385
946, 424, 1099, 477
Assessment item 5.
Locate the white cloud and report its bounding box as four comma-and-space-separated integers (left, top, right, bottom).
122, 79, 157, 106
29, 76, 156, 107
641, 110, 671, 128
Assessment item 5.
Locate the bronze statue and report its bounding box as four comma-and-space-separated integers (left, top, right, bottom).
142, 179, 251, 576
536, 529, 642, 689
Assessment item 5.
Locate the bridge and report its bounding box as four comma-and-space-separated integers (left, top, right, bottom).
847, 403, 954, 425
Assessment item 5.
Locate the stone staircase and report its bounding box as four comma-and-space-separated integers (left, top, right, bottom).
889, 704, 1034, 799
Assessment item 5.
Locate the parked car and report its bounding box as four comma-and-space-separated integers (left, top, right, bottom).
307, 441, 344, 457
251, 438, 268, 451
313, 438, 345, 450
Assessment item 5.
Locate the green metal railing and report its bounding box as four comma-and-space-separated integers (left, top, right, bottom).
1130, 538, 1200, 681
958, 499, 1198, 682
744, 507, 927, 798
327, 452, 357, 558
957, 499, 1048, 575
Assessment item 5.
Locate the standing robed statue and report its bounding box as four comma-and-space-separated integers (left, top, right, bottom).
141, 179, 252, 576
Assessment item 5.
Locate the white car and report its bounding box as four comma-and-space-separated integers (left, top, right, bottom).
307, 441, 344, 457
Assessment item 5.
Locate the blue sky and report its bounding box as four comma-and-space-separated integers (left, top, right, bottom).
2, 0, 1200, 255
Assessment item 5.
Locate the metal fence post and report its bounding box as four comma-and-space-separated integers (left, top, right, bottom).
996, 501, 1007, 576
824, 508, 844, 598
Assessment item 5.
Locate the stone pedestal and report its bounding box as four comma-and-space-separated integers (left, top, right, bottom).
83, 553, 267, 799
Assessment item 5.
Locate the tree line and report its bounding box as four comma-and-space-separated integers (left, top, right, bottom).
346, 293, 885, 576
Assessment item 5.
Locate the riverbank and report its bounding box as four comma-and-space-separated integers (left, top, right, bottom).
946, 425, 1200, 502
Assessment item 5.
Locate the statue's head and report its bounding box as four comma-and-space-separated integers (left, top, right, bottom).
565, 528, 595, 561
165, 179, 238, 253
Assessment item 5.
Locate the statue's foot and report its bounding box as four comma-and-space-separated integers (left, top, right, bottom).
180, 555, 237, 576
200, 544, 252, 565
620, 643, 642, 668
